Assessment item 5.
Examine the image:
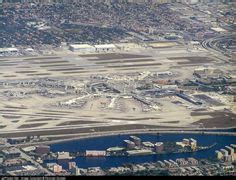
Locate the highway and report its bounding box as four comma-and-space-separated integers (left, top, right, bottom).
17, 148, 54, 175
201, 33, 236, 61
4, 142, 54, 175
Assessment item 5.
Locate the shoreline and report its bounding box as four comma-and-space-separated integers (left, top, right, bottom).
8, 128, 235, 148
1, 127, 235, 148
48, 130, 236, 146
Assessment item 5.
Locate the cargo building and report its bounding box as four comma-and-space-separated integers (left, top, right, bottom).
69, 44, 96, 53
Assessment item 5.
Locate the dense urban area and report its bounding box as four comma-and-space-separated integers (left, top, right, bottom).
0, 0, 235, 177
0, 135, 236, 176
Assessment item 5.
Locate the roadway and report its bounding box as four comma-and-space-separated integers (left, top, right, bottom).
201, 33, 236, 62
4, 141, 54, 175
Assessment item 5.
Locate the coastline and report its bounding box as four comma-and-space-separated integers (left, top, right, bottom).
28, 128, 236, 146
1, 127, 235, 148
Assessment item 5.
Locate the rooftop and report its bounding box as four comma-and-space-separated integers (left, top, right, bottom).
1, 148, 20, 155
106, 147, 125, 152
225, 146, 234, 151
22, 146, 36, 152
124, 140, 135, 144
126, 149, 153, 155
0, 48, 18, 52
130, 136, 141, 141
142, 141, 154, 147
155, 142, 164, 146
69, 44, 95, 49
220, 149, 228, 154
94, 44, 116, 49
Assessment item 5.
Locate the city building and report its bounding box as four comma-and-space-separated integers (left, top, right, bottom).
215, 150, 223, 160
106, 147, 125, 152
53, 164, 63, 173
225, 146, 234, 156
220, 149, 229, 156
7, 137, 27, 145
68, 162, 77, 170
124, 140, 136, 150
215, 145, 236, 162
190, 138, 197, 150
230, 144, 236, 152
157, 161, 165, 167
176, 158, 189, 166
154, 142, 164, 153
35, 145, 50, 155
115, 43, 141, 51
0, 138, 6, 145
1, 148, 21, 159
169, 159, 178, 167
85, 150, 106, 157
22, 146, 36, 153
182, 139, 190, 146
164, 160, 173, 168
0, 156, 3, 164
94, 44, 117, 53
46, 162, 57, 169
71, 166, 82, 175
129, 136, 141, 146
69, 44, 96, 53
0, 48, 18, 54
142, 141, 154, 148
187, 158, 198, 166
126, 149, 153, 156
47, 163, 63, 173
220, 149, 233, 162
57, 152, 72, 160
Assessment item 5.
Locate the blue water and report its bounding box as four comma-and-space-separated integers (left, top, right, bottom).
196, 128, 236, 132
48, 133, 236, 169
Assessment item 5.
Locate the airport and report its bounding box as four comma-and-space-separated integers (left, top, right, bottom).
0, 0, 235, 176
0, 39, 235, 139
